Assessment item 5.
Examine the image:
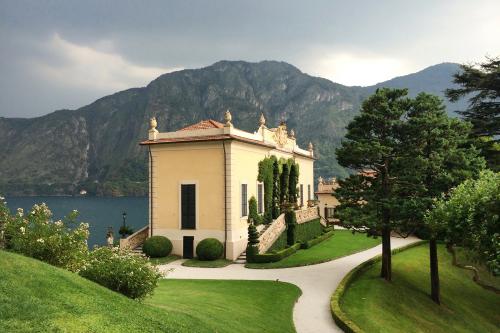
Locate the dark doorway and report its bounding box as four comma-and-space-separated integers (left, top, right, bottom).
183, 236, 194, 259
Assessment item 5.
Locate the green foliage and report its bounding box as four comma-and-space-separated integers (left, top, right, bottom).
289, 164, 298, 204
119, 224, 135, 237
142, 236, 173, 258
248, 196, 262, 225
280, 164, 289, 205
285, 209, 297, 246
301, 230, 335, 249
294, 218, 324, 244
272, 159, 281, 219
196, 238, 224, 261
246, 222, 260, 258
247, 243, 301, 263
79, 246, 162, 300
258, 156, 275, 223
267, 231, 287, 252
0, 198, 88, 272
446, 57, 500, 170
425, 170, 500, 275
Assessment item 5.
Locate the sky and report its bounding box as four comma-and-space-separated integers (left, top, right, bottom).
0, 0, 499, 118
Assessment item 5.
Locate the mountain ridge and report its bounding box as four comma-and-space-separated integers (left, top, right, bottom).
0, 60, 463, 196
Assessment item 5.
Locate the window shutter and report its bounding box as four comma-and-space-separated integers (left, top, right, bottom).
181, 184, 196, 229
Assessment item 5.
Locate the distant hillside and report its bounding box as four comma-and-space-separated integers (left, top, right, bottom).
0, 60, 464, 196
365, 62, 465, 116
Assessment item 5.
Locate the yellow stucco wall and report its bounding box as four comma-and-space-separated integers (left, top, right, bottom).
150, 141, 225, 256
149, 139, 315, 260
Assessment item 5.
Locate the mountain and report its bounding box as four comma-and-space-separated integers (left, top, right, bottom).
0, 60, 463, 196
364, 62, 465, 116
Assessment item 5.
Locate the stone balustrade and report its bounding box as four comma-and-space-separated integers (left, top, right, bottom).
258, 213, 286, 253
296, 206, 320, 224
120, 225, 149, 250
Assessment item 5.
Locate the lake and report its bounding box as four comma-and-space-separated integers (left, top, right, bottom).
5, 197, 148, 248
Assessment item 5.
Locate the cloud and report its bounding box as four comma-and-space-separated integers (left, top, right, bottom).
302, 52, 412, 86
33, 33, 179, 92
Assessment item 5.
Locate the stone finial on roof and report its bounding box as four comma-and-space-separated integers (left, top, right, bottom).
149, 117, 157, 130
224, 109, 233, 127
318, 176, 324, 185
259, 113, 266, 127
148, 117, 159, 140
308, 142, 314, 152
289, 129, 295, 139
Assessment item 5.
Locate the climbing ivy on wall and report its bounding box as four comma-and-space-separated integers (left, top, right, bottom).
257, 155, 301, 223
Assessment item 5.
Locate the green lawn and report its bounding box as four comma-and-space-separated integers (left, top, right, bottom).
182, 258, 232, 268
146, 279, 301, 333
0, 250, 301, 333
246, 230, 381, 269
149, 254, 181, 265
340, 244, 500, 333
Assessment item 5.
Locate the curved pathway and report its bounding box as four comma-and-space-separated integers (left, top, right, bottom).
159, 236, 420, 333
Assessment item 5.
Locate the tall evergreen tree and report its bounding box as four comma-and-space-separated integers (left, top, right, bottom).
336, 88, 410, 281
280, 164, 289, 205
289, 164, 298, 205
398, 93, 485, 303
445, 57, 500, 170
272, 160, 281, 219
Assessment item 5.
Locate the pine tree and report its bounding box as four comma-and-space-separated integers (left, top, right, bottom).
445, 57, 500, 170
398, 93, 485, 303
336, 88, 410, 281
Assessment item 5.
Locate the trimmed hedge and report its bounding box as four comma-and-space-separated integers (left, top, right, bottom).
301, 230, 335, 249
248, 243, 301, 263
196, 238, 224, 261
295, 218, 323, 243
330, 240, 427, 333
268, 232, 288, 252
142, 236, 173, 258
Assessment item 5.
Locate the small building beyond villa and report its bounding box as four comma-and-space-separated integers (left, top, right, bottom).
315, 176, 340, 225
140, 111, 315, 260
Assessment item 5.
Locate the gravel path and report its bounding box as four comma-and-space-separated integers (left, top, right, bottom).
159, 236, 421, 333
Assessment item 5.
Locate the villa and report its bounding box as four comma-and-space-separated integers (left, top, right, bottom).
139, 111, 315, 260
315, 176, 340, 225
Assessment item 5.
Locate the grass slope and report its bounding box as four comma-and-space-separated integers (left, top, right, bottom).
147, 280, 301, 333
247, 230, 381, 269
0, 250, 301, 333
341, 244, 500, 333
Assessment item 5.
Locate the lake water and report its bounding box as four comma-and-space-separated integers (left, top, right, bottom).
5, 197, 148, 248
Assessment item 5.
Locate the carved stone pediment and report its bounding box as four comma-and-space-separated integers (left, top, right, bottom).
273, 123, 288, 147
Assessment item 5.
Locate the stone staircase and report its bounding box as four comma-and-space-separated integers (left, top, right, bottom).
234, 251, 246, 264
132, 245, 143, 255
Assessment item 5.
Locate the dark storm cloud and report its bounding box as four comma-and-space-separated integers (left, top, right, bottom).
0, 0, 499, 117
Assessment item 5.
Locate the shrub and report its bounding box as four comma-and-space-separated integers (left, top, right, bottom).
196, 238, 223, 261
301, 230, 335, 249
248, 196, 262, 225
246, 223, 260, 258
142, 236, 172, 258
285, 209, 297, 245
1, 200, 89, 272
295, 218, 323, 243
247, 243, 301, 263
80, 246, 161, 300
119, 225, 134, 238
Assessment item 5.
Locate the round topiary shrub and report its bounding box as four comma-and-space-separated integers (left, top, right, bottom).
142, 236, 172, 258
196, 238, 223, 261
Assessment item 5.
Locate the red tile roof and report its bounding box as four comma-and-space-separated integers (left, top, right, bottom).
179, 119, 224, 131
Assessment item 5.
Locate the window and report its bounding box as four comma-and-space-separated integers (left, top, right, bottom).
307, 184, 311, 201
181, 184, 196, 229
241, 184, 248, 217
257, 183, 264, 214
325, 207, 335, 219
300, 184, 304, 206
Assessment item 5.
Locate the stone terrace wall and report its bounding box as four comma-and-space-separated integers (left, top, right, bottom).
258, 213, 286, 253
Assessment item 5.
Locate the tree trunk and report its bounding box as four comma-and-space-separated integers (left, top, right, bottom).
380, 226, 392, 281
429, 238, 440, 304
